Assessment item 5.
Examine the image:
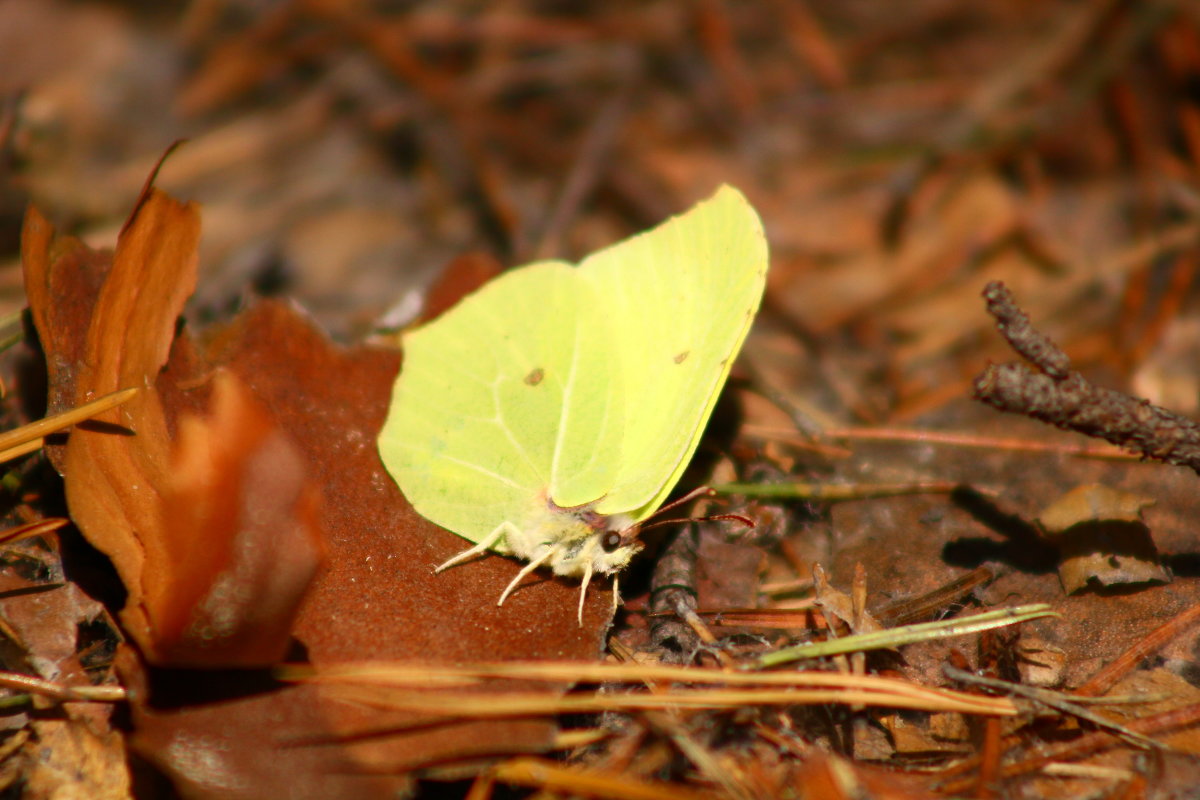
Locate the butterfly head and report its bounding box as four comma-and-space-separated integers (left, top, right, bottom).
545, 510, 642, 577
544, 512, 641, 625
556, 520, 643, 575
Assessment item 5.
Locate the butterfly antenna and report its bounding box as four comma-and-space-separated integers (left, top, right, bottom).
648, 486, 715, 519
623, 486, 755, 535
637, 512, 754, 535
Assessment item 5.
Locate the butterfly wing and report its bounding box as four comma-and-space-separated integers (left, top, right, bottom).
379, 262, 624, 546
382, 185, 768, 547
565, 185, 768, 519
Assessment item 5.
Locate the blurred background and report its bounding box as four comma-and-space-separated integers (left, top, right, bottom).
6, 4, 1200, 796
1, 0, 1199, 417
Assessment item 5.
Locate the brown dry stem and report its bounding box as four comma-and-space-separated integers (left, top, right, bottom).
973, 280, 1200, 473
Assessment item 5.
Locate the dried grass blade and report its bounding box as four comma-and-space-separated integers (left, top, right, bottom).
0, 387, 140, 462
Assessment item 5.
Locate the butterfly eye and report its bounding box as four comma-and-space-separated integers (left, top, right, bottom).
601, 531, 622, 553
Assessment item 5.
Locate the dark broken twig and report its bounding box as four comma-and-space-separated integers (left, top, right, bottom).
973, 281, 1200, 475
647, 522, 705, 664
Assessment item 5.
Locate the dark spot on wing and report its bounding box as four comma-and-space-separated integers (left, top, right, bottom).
674, 351, 690, 364
525, 367, 544, 386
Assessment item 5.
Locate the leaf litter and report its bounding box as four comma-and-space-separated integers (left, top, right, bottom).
3, 2, 1200, 799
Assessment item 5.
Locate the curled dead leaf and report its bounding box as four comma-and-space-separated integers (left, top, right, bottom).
21, 191, 324, 666
1037, 485, 1169, 594
149, 369, 324, 666
1038, 484, 1155, 532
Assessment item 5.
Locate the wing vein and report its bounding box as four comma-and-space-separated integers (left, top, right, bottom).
439, 453, 538, 492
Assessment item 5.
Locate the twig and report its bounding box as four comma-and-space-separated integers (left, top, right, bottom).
973, 281, 1200, 474
648, 523, 731, 667
873, 566, 996, 627
981, 281, 1071, 378
0, 671, 124, 703
944, 666, 1160, 750
0, 387, 140, 463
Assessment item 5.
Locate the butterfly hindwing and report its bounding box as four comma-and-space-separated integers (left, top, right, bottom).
380, 262, 623, 545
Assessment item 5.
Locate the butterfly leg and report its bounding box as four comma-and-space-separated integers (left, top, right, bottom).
433, 521, 516, 573
497, 547, 556, 606
577, 561, 594, 626
574, 569, 623, 626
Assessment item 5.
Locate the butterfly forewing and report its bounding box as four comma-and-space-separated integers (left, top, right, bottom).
579, 185, 768, 520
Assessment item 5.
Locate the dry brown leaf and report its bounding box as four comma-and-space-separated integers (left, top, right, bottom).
1038, 484, 1156, 531
198, 299, 617, 656
28, 190, 200, 653
23, 190, 326, 668
148, 369, 325, 666
124, 300, 614, 797
20, 718, 128, 800
1038, 485, 1169, 594
22, 189, 614, 796
20, 207, 113, 424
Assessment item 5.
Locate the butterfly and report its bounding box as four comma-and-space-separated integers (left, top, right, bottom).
378, 185, 768, 621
